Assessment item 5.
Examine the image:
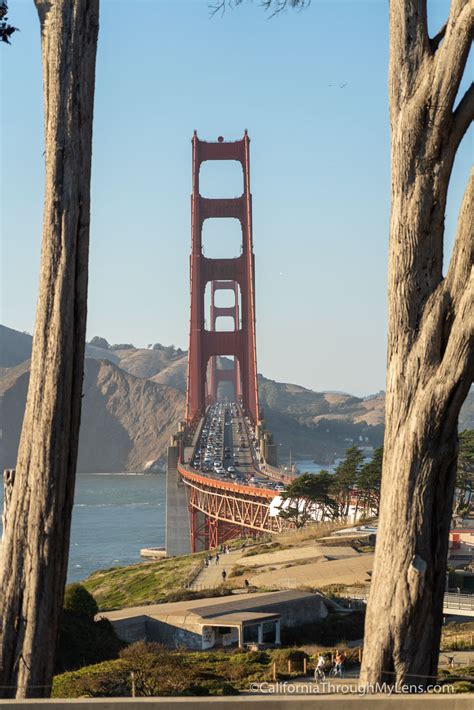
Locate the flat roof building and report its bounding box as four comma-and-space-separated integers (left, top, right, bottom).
99, 590, 328, 650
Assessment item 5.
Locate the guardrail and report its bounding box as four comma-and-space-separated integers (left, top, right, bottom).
342, 588, 474, 612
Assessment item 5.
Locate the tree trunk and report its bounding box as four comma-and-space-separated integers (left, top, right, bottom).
361, 0, 473, 688
0, 0, 99, 698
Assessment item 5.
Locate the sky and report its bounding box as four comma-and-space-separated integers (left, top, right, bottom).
1, 0, 472, 396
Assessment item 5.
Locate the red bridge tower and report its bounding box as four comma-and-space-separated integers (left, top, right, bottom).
185, 132, 259, 424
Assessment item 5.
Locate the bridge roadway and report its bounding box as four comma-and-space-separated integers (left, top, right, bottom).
177, 403, 289, 548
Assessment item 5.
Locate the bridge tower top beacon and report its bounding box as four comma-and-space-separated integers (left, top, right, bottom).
185, 131, 259, 425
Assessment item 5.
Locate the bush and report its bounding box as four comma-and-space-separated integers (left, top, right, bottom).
64, 584, 98, 620
52, 660, 129, 698
55, 612, 123, 674
120, 641, 193, 696
271, 648, 308, 673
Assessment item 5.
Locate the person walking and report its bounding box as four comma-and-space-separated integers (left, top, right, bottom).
244, 578, 250, 589
215, 553, 220, 565
222, 570, 227, 583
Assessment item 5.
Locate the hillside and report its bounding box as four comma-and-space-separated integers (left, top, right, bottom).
0, 358, 185, 473
1, 325, 472, 471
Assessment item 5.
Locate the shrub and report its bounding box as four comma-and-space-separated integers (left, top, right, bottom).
64, 584, 98, 620
55, 612, 123, 674
271, 648, 308, 673
56, 583, 122, 673
52, 660, 128, 698
120, 641, 192, 696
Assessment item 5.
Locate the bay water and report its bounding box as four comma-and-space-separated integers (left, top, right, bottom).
0, 473, 166, 583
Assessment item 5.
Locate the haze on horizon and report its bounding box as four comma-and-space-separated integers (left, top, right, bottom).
1, 0, 471, 397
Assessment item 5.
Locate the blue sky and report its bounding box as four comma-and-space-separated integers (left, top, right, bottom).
1, 0, 471, 396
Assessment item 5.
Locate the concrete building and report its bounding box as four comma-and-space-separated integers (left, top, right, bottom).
449, 528, 474, 568
99, 590, 328, 651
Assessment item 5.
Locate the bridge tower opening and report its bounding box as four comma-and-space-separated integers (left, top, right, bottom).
207, 280, 242, 405
185, 132, 259, 425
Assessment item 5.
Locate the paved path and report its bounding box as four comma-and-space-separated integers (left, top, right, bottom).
248, 554, 374, 589
190, 549, 244, 590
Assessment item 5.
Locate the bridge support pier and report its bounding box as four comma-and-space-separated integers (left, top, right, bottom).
166, 439, 192, 556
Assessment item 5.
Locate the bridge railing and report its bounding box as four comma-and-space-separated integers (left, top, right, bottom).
260, 462, 296, 486
341, 587, 474, 612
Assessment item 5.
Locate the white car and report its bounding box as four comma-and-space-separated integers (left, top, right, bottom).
227, 466, 235, 473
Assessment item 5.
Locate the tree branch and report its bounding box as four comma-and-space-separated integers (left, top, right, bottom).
446, 83, 474, 167
388, 0, 430, 108
446, 170, 474, 307
209, 0, 307, 18
430, 21, 447, 52
432, 0, 473, 116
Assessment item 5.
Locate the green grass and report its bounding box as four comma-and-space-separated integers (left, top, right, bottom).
52, 646, 283, 697
83, 552, 207, 610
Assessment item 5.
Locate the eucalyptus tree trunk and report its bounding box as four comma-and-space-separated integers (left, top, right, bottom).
0, 0, 99, 698
361, 0, 473, 688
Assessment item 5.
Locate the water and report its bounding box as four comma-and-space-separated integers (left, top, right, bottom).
0, 473, 166, 583
294, 459, 337, 474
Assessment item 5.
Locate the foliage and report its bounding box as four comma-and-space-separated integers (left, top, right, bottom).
356, 446, 383, 516
331, 446, 365, 517
55, 612, 123, 675
88, 336, 110, 349
120, 641, 193, 696
279, 472, 338, 527
110, 343, 135, 351
270, 648, 308, 673
0, 1, 17, 44
52, 645, 278, 697
63, 583, 98, 620
276, 445, 382, 528
454, 430, 474, 514
52, 659, 129, 698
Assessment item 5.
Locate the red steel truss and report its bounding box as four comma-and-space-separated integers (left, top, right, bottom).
178, 464, 283, 552
185, 132, 259, 425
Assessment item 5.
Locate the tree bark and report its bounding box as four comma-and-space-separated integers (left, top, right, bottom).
360, 0, 473, 688
0, 0, 99, 698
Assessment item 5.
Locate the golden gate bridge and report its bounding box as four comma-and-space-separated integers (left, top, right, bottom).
166, 132, 295, 555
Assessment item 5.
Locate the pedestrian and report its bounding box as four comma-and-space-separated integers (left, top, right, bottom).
244, 578, 250, 589
209, 553, 213, 563
222, 570, 227, 583
215, 554, 220, 564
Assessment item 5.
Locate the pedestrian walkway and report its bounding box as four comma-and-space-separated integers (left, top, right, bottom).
190, 549, 244, 590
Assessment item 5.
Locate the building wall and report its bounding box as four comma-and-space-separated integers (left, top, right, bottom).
109, 616, 148, 643
251, 594, 328, 628
146, 618, 203, 650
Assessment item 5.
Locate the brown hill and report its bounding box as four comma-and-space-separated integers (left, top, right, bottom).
0, 358, 184, 473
